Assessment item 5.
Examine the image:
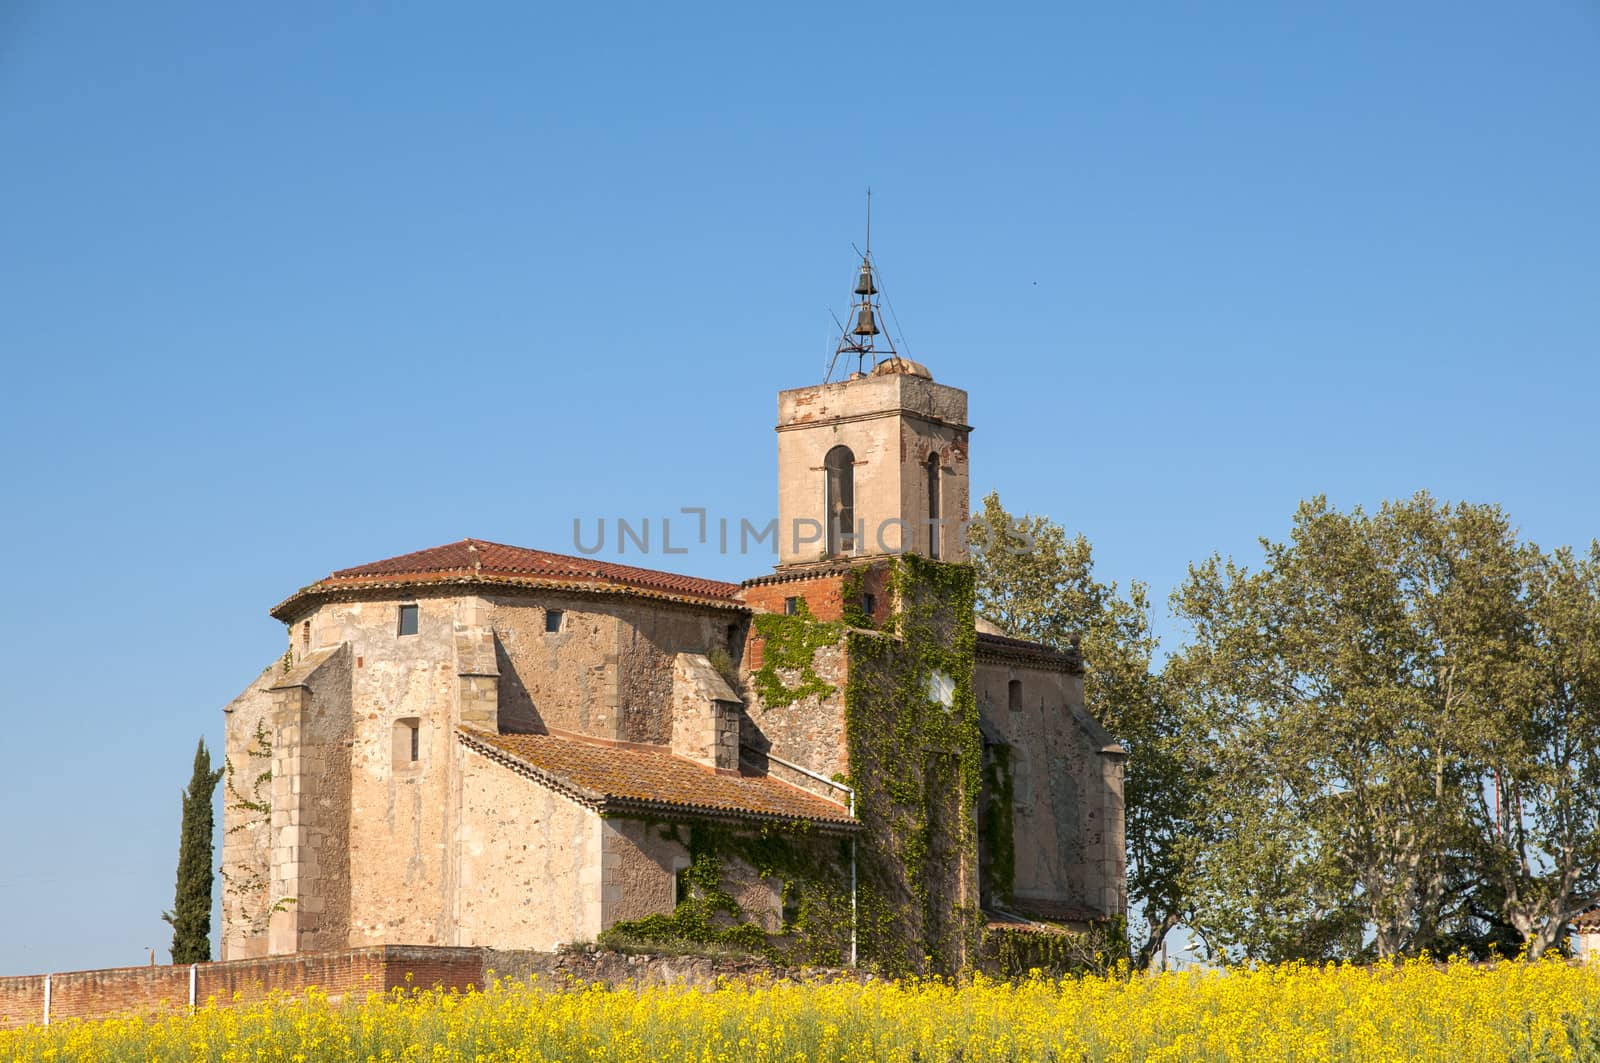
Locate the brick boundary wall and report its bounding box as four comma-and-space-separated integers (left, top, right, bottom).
0, 945, 854, 1030
0, 945, 485, 1030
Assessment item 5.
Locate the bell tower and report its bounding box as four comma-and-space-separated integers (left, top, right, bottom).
774, 240, 971, 568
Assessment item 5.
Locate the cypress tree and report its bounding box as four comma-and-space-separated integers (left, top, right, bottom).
164, 738, 224, 964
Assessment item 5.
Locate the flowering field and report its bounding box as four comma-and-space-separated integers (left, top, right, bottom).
4, 958, 1600, 1062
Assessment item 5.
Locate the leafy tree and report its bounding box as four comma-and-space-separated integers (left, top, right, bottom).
1170, 493, 1529, 960
970, 492, 1193, 966
165, 738, 224, 964
1470, 544, 1600, 959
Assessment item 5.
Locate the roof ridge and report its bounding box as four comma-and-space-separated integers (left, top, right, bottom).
331, 537, 741, 590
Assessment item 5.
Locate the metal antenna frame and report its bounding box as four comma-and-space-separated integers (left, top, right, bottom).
824, 188, 903, 383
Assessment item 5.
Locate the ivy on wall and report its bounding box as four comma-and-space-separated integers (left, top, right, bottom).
616, 555, 1126, 978
980, 744, 1015, 906
839, 566, 875, 630
598, 821, 854, 965
982, 916, 1129, 978
219, 719, 297, 936
749, 600, 842, 709
844, 554, 980, 977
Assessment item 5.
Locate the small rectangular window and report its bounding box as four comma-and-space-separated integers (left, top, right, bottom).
862, 594, 876, 617
1008, 679, 1023, 712
673, 859, 693, 904
545, 609, 563, 633
782, 881, 802, 928
783, 597, 800, 616
398, 604, 419, 636
300, 621, 310, 650
393, 718, 421, 768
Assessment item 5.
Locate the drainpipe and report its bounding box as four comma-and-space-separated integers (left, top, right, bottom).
849, 797, 858, 968
189, 963, 197, 1011
759, 751, 858, 967
42, 974, 50, 1027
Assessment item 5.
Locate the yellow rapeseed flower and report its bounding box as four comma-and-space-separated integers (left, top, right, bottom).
3, 956, 1600, 1062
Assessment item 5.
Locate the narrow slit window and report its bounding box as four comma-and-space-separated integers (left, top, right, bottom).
398, 603, 419, 636
673, 859, 693, 904
545, 609, 563, 633
1008, 679, 1023, 712
393, 718, 421, 768
926, 453, 942, 560
301, 621, 310, 650
863, 593, 876, 618
824, 445, 856, 556
782, 881, 802, 928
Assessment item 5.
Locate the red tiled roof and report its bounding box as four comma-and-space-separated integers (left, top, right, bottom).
1574, 905, 1600, 932
975, 631, 1083, 672
272, 538, 743, 618
458, 728, 858, 831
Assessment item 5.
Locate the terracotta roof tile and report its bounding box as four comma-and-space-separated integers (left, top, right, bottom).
1573, 905, 1600, 932
273, 538, 743, 618
982, 908, 1072, 935
975, 631, 1083, 673
458, 728, 857, 831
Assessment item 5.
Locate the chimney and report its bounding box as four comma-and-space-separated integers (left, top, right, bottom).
671, 653, 742, 774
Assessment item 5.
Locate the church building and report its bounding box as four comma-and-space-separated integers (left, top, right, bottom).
218, 250, 1126, 975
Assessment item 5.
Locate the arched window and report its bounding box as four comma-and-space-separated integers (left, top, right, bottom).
824, 445, 856, 556
926, 453, 942, 559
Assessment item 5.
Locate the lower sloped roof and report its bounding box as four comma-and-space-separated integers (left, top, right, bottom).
458, 728, 858, 832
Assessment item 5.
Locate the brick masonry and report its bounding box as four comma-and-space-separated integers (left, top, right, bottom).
0, 946, 484, 1030
740, 563, 893, 629
0, 945, 859, 1030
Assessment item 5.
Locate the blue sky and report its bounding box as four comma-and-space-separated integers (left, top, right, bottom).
1, 2, 1596, 975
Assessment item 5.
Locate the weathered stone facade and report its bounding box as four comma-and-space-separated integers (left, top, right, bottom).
220, 353, 1124, 973
775, 362, 971, 565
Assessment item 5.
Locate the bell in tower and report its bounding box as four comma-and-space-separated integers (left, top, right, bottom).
777, 216, 970, 567
852, 304, 879, 337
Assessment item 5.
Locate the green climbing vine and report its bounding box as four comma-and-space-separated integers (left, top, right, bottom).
750, 599, 842, 709
844, 554, 980, 977
839, 565, 875, 630
637, 556, 985, 976
983, 915, 1129, 978
219, 718, 296, 936
981, 744, 1015, 905
223, 719, 273, 822
597, 821, 853, 964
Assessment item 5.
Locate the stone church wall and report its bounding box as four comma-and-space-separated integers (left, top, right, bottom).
227, 587, 751, 958
974, 659, 1125, 919
738, 634, 850, 784
454, 746, 602, 951
267, 642, 354, 955
219, 661, 284, 960
335, 595, 458, 949
483, 594, 737, 745
898, 419, 970, 562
